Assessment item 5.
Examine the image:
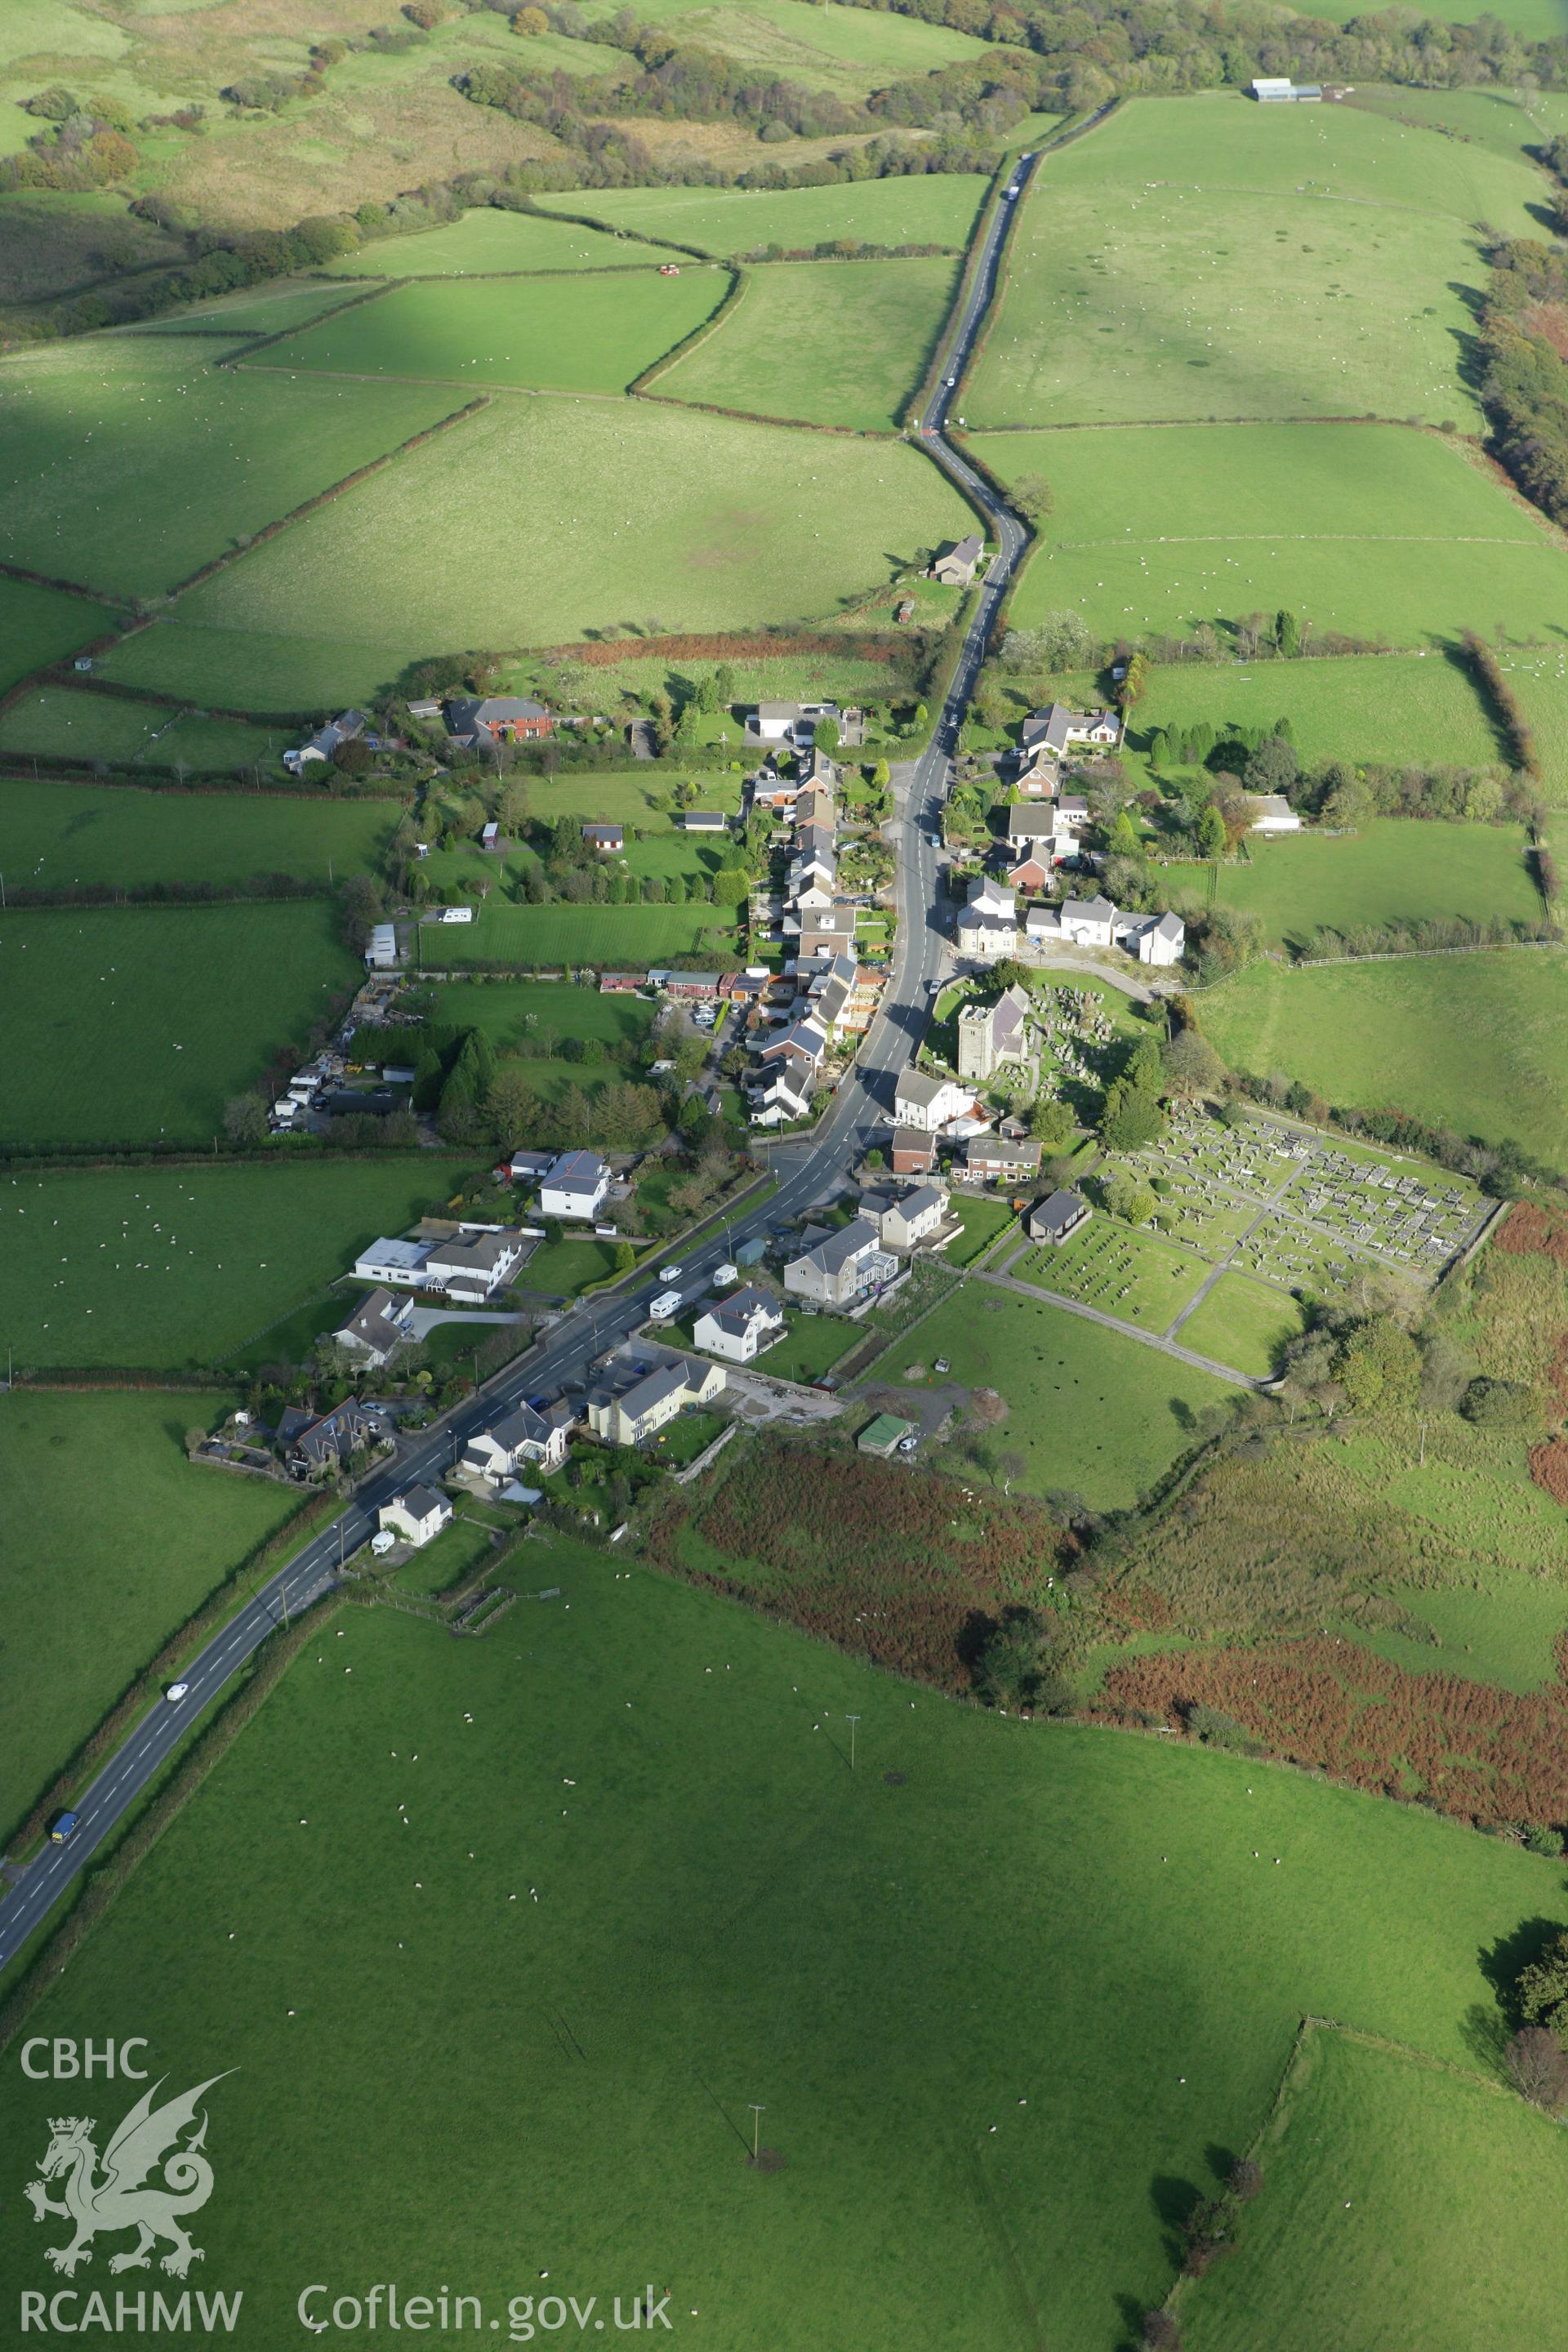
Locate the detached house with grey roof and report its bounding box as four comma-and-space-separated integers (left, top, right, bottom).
783, 1216, 897, 1308
693, 1285, 786, 1365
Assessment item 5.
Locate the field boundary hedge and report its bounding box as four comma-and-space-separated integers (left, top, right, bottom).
2, 1485, 341, 1858
220, 274, 392, 365
0, 741, 406, 795
627, 264, 743, 395
0, 558, 136, 613
0, 1589, 345, 2055
154, 394, 491, 604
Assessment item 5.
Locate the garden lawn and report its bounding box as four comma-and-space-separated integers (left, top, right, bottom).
1175, 1270, 1307, 1377
0, 336, 469, 600
0, 1157, 481, 1372
967, 92, 1540, 427
977, 422, 1568, 647
517, 1236, 621, 1294
0, 1388, 304, 1838
0, 687, 284, 776
427, 979, 653, 1054
170, 394, 974, 653
0, 900, 359, 1152
541, 172, 989, 255
0, 576, 116, 695
945, 1192, 1018, 1267
889, 1285, 1234, 1508
392, 1512, 504, 1599
1175, 2027, 1568, 2352
657, 256, 959, 432
0, 775, 393, 889
1212, 821, 1541, 954
751, 1309, 859, 1383
416, 900, 737, 968
1199, 951, 1568, 1170
7, 1563, 1563, 2346
323, 209, 654, 276
253, 270, 727, 397
1131, 649, 1503, 776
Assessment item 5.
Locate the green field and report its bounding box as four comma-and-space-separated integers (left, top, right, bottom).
1176, 2027, 1568, 2352
1200, 951, 1568, 1168
0, 686, 285, 776
0, 1388, 303, 1833
7, 1559, 1563, 2344
0, 900, 359, 1152
945, 1192, 1018, 1266
1208, 821, 1542, 953
0, 336, 470, 600
658, 256, 957, 432
323, 208, 659, 276
427, 978, 653, 1054
1176, 1270, 1307, 1376
565, 0, 1006, 95
1018, 1217, 1212, 1331
887, 1285, 1235, 1508
980, 423, 1568, 647
1131, 649, 1503, 774
1348, 1570, 1568, 1695
98, 619, 435, 715
1499, 648, 1568, 807
968, 93, 1540, 428
138, 284, 372, 345
418, 899, 737, 968
0, 576, 116, 696
0, 1157, 482, 1370
541, 171, 991, 258
170, 395, 973, 666
253, 270, 727, 397
0, 773, 393, 889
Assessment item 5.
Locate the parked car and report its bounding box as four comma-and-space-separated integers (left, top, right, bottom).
897, 1434, 920, 1454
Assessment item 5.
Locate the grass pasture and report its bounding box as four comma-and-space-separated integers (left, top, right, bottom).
0, 900, 359, 1152
968, 92, 1541, 428
0, 1156, 483, 1372
426, 978, 654, 1055
0, 775, 394, 890
1199, 950, 1568, 1169
980, 423, 1568, 648
1347, 1572, 1568, 1696
0, 686, 284, 776
5, 1565, 1562, 2345
253, 269, 728, 397
1176, 2026, 1568, 2352
0, 1388, 304, 1835
541, 171, 991, 257
96, 620, 418, 715
1499, 647, 1568, 807
323, 208, 657, 276
138, 281, 372, 344
566, 0, 1008, 95
1209, 821, 1542, 954
0, 576, 117, 697
657, 256, 958, 431
416, 898, 737, 969
887, 1285, 1234, 1508
1132, 649, 1503, 776
0, 336, 470, 602
172, 394, 973, 656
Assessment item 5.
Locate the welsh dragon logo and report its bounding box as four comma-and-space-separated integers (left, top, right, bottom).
24, 2074, 231, 2279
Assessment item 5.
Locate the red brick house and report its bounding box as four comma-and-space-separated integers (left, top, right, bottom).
890, 1125, 937, 1176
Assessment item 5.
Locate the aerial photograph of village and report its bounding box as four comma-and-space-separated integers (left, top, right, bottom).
5, 1, 1568, 2344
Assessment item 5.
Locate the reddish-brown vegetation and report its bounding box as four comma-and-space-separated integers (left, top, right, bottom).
649, 1439, 1071, 1688
1496, 1200, 1568, 1267
1098, 1638, 1568, 1831
1529, 1435, 1568, 1504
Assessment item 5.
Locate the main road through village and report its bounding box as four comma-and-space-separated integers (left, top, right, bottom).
0, 150, 1045, 1973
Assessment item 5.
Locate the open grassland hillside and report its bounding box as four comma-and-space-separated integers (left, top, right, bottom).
323, 208, 660, 277
251, 268, 728, 397
0, 1156, 482, 1372
1197, 951, 1568, 1167
538, 172, 992, 257
136, 280, 373, 343
1498, 646, 1568, 804
0, 899, 359, 1152
0, 576, 115, 695
96, 619, 431, 714
572, 0, 1013, 87
0, 1388, 303, 1834
0, 774, 392, 889
967, 93, 1540, 428
5, 1568, 1564, 2347
0, 687, 283, 776
655, 255, 958, 431
1205, 822, 1543, 954
979, 423, 1568, 645
168, 396, 975, 667
1175, 2028, 1568, 2352
1126, 649, 1505, 774
1344, 80, 1568, 155
0, 335, 466, 602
